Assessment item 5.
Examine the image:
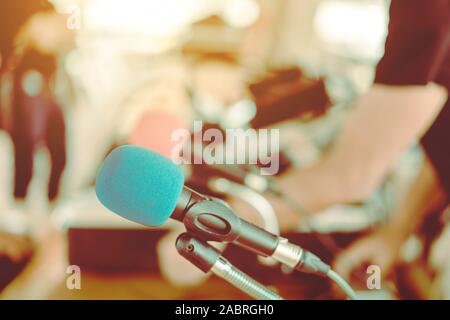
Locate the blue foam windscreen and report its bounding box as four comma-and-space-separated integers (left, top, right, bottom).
95, 145, 185, 226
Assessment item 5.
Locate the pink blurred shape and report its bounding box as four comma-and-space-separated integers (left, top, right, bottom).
129, 111, 189, 159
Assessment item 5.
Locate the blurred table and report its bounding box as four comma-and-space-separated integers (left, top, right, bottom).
0, 228, 251, 300
0, 226, 401, 300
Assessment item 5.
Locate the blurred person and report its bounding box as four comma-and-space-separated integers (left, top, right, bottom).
0, 0, 51, 280
275, 0, 450, 287
8, 48, 66, 202
0, 1, 72, 271
1, 2, 73, 204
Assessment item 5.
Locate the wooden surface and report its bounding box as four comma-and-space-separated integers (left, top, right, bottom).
0, 225, 399, 300
0, 228, 252, 300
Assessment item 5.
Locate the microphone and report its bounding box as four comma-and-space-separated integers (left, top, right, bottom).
95, 145, 330, 276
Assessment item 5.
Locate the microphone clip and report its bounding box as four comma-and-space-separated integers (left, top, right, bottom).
177, 189, 278, 257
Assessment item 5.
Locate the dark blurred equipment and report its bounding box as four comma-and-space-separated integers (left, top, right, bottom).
185, 122, 292, 198
248, 67, 331, 128
186, 155, 291, 199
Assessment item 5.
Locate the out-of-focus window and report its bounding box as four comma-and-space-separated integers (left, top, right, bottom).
314, 0, 389, 62
50, 0, 259, 54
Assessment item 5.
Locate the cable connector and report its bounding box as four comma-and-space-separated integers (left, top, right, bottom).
273, 238, 330, 276
296, 250, 330, 276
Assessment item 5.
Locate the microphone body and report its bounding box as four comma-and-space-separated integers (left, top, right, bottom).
174, 186, 278, 256
173, 186, 329, 276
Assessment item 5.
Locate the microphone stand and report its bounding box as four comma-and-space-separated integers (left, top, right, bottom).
175, 233, 284, 300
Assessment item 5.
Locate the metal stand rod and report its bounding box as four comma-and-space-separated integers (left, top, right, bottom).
212, 256, 283, 300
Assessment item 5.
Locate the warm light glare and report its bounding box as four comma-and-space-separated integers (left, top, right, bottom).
314, 0, 388, 60
84, 0, 196, 36
223, 0, 260, 28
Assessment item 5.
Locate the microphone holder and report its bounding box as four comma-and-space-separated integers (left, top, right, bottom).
208, 177, 280, 267
174, 187, 279, 257
175, 232, 284, 300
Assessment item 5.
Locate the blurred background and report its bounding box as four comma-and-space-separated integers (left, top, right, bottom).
0, 0, 449, 300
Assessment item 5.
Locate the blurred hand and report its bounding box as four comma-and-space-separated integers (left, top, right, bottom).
333, 229, 404, 285
0, 231, 33, 263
